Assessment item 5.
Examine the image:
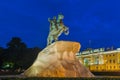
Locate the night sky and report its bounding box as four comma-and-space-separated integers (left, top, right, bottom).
0, 0, 120, 51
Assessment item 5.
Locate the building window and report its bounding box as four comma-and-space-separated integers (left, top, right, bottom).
113, 60, 115, 63
96, 67, 98, 69
110, 66, 112, 69
110, 60, 112, 63
114, 66, 116, 69
113, 54, 115, 56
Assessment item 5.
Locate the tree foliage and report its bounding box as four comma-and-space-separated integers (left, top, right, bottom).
7, 37, 27, 49
0, 37, 42, 70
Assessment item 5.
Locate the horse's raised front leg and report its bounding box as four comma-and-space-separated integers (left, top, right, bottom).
64, 27, 69, 35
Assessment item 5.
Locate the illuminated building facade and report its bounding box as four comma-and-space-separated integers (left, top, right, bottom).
77, 48, 120, 72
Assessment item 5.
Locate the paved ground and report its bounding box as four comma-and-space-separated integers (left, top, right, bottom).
0, 74, 25, 78
0, 75, 120, 79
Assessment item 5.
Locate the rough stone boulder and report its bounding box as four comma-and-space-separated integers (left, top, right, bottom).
24, 41, 94, 77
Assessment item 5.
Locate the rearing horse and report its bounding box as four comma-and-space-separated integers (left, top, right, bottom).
47, 14, 69, 46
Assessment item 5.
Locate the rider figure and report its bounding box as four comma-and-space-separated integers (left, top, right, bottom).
47, 14, 69, 46
48, 16, 58, 31
48, 14, 64, 32
53, 16, 58, 30
57, 14, 64, 27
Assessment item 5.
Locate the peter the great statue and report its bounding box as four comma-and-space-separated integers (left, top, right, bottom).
47, 14, 69, 45
24, 14, 94, 78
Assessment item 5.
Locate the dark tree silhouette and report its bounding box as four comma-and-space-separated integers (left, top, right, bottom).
0, 47, 4, 67
0, 37, 42, 71
4, 37, 28, 69
7, 37, 27, 49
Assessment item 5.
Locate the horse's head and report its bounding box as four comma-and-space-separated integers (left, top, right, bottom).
58, 14, 64, 20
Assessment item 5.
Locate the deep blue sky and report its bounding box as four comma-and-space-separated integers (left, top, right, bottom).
0, 0, 120, 51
